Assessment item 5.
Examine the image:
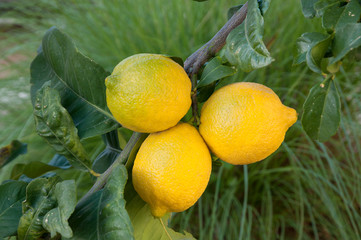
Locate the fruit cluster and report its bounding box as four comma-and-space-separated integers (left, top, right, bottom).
105, 54, 297, 217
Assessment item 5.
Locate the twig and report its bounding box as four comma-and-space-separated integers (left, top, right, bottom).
184, 2, 248, 126
184, 2, 248, 76
190, 75, 200, 126
79, 132, 143, 203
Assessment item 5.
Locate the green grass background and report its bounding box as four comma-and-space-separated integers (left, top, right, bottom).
1, 0, 361, 239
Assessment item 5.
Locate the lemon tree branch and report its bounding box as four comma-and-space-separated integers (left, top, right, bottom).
184, 2, 248, 76
190, 75, 200, 126
79, 132, 143, 203
184, 2, 248, 126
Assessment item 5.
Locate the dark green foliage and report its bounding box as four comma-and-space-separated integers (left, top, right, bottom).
92, 130, 121, 174
68, 165, 133, 240
30, 28, 119, 140
302, 77, 341, 141
197, 57, 236, 88
0, 181, 27, 238
295, 0, 361, 141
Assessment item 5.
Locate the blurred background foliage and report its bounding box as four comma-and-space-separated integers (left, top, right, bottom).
1, 0, 361, 239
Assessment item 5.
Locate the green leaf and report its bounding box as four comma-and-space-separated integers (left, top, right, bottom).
295, 32, 328, 65
307, 35, 332, 73
68, 165, 134, 239
18, 177, 77, 239
33, 83, 91, 171
227, 4, 243, 20
10, 161, 60, 180
42, 27, 111, 117
30, 27, 119, 139
258, 0, 271, 15
92, 130, 121, 174
0, 140, 27, 169
322, 0, 361, 31
294, 32, 332, 73
314, 0, 341, 16
198, 82, 217, 103
331, 23, 361, 63
322, 4, 346, 31
0, 181, 27, 238
118, 128, 134, 149
222, 0, 274, 72
197, 57, 236, 88
302, 78, 341, 142
301, 0, 318, 18
126, 194, 195, 240
48, 154, 71, 169
43, 180, 77, 238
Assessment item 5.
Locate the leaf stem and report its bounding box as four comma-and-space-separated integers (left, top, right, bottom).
190, 75, 200, 126
79, 131, 143, 203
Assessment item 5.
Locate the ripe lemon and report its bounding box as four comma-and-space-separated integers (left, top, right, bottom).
105, 54, 191, 133
132, 123, 212, 217
199, 82, 297, 165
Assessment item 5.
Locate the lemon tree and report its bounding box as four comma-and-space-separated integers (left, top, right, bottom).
1, 0, 360, 239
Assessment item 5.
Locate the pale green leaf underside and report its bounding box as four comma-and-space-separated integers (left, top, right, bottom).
18, 177, 58, 239
222, 0, 274, 72
33, 83, 91, 171
43, 180, 77, 238
301, 0, 318, 18
18, 177, 77, 240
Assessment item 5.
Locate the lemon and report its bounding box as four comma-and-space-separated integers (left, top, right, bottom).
199, 82, 297, 165
132, 123, 212, 217
105, 54, 191, 133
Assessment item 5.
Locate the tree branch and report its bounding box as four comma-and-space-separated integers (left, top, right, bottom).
184, 2, 248, 76
184, 2, 248, 126
79, 132, 143, 203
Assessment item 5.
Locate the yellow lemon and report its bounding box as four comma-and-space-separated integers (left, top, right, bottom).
132, 123, 212, 217
105, 54, 191, 133
199, 82, 297, 165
